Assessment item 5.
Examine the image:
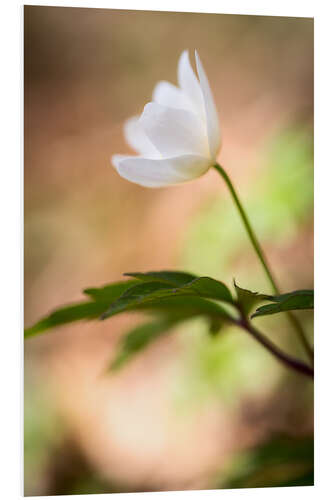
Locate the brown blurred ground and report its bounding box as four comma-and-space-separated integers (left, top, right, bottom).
24, 6, 313, 496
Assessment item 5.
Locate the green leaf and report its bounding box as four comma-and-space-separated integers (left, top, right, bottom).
137, 295, 232, 319
124, 270, 197, 286
83, 280, 137, 301
108, 278, 234, 370
25, 271, 235, 339
109, 319, 178, 371
234, 281, 271, 315
25, 276, 232, 338
101, 276, 234, 320
269, 289, 314, 305
222, 436, 313, 489
252, 290, 314, 318
119, 281, 174, 299
125, 274, 234, 304
24, 280, 136, 338
24, 301, 106, 338
183, 277, 234, 303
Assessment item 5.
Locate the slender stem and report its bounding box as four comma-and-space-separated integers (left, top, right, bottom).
214, 163, 277, 292
213, 163, 313, 364
235, 317, 313, 379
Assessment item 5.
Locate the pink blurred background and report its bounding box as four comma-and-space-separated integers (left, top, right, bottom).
24, 6, 313, 495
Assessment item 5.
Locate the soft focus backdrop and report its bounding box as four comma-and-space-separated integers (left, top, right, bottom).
24, 6, 313, 496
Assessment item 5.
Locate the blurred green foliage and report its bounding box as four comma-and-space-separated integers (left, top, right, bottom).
181, 128, 313, 288
24, 369, 64, 495
173, 320, 278, 409
219, 435, 313, 489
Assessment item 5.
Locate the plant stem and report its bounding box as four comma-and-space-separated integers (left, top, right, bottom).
213, 163, 313, 364
236, 316, 314, 379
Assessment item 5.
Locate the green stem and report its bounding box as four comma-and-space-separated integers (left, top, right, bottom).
213, 163, 313, 364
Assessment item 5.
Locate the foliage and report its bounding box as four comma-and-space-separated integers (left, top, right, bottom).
25, 271, 313, 374
220, 435, 313, 489
252, 290, 314, 318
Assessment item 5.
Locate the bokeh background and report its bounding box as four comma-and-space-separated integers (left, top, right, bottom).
24, 6, 314, 496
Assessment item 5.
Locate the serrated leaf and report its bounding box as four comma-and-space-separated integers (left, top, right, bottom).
109, 319, 178, 371
83, 280, 137, 301
24, 301, 106, 338
24, 280, 136, 338
25, 276, 232, 338
25, 272, 235, 339
120, 281, 174, 299
234, 281, 271, 315
137, 295, 232, 319
102, 276, 234, 320
252, 290, 314, 318
268, 290, 314, 305
185, 277, 234, 303
109, 294, 232, 372
124, 270, 197, 286
125, 273, 234, 304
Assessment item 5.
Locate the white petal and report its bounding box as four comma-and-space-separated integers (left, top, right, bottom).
140, 102, 209, 158
152, 80, 193, 113
112, 154, 211, 188
112, 154, 133, 169
124, 115, 159, 157
178, 50, 205, 119
195, 50, 221, 159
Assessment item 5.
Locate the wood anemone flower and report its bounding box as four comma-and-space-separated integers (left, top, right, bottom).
112, 50, 221, 187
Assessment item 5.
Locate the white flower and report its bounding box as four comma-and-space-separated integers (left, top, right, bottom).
112, 50, 221, 187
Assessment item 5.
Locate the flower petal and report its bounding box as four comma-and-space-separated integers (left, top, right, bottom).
152, 80, 193, 113
140, 102, 209, 158
195, 50, 221, 159
112, 154, 133, 169
112, 154, 211, 188
124, 115, 159, 157
178, 50, 205, 119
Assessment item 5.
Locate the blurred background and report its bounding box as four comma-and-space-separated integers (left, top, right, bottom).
24, 6, 314, 496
